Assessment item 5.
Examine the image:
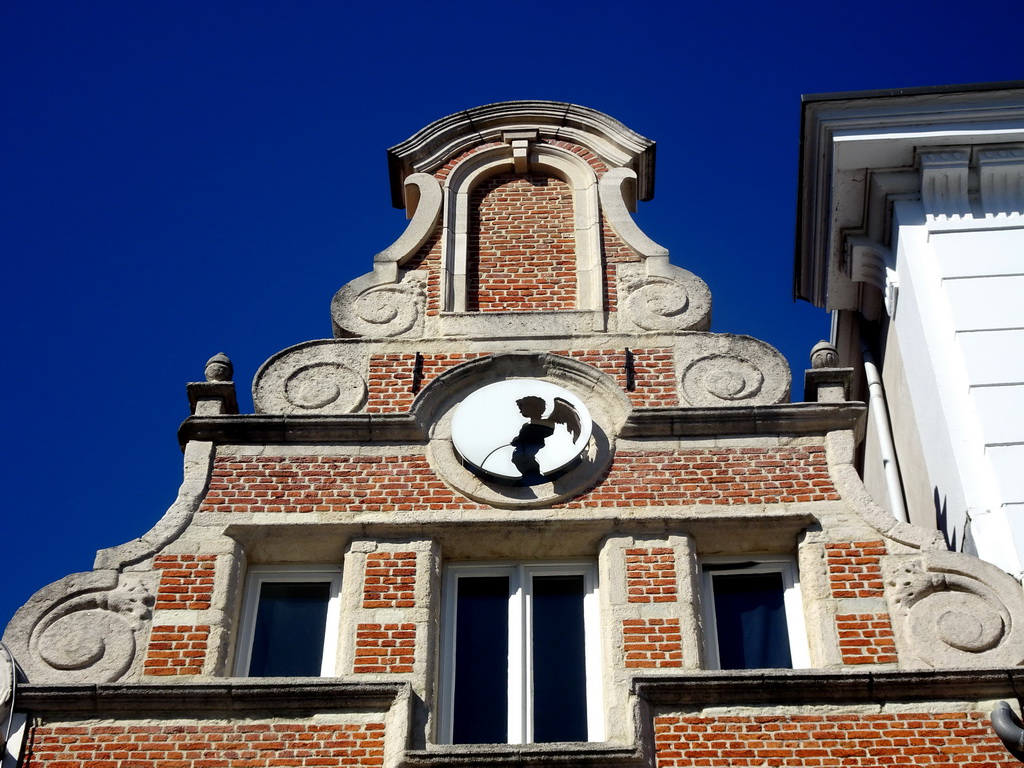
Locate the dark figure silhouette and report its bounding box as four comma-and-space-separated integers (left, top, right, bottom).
511, 396, 554, 480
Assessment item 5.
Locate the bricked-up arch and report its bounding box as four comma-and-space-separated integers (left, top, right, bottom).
467, 172, 576, 312
440, 144, 602, 313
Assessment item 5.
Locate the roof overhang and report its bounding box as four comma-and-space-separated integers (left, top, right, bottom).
795, 81, 1024, 309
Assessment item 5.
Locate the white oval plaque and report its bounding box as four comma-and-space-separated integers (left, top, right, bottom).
451, 380, 593, 481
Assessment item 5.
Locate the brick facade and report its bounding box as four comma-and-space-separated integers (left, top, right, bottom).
363, 552, 417, 608
654, 712, 1014, 766
623, 619, 684, 668
626, 548, 678, 603
143, 625, 210, 676
24, 721, 386, 768
364, 350, 676, 412
353, 623, 416, 673
153, 554, 216, 610
366, 352, 484, 412
468, 173, 576, 312
826, 541, 887, 598
835, 613, 899, 665
199, 446, 837, 515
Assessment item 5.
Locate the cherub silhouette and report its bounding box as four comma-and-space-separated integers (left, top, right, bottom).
510, 396, 582, 481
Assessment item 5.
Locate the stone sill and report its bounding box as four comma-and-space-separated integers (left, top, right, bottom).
632, 667, 1024, 707
400, 743, 642, 768
14, 679, 405, 716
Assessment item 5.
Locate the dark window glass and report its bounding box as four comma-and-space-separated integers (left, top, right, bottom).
248, 581, 331, 676
532, 575, 587, 742
453, 576, 510, 744
712, 572, 792, 669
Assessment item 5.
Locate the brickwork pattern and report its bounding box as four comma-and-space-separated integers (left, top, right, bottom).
402, 139, 638, 317
826, 541, 887, 598
585, 447, 839, 506
199, 446, 838, 515
143, 625, 209, 676
24, 721, 385, 768
626, 548, 678, 603
654, 711, 1013, 765
363, 552, 417, 608
468, 173, 576, 312
354, 623, 416, 673
365, 350, 675, 413
153, 554, 216, 610
365, 352, 484, 412
836, 613, 899, 665
623, 619, 683, 668
554, 348, 678, 407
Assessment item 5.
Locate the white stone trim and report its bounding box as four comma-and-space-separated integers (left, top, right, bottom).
439, 142, 602, 313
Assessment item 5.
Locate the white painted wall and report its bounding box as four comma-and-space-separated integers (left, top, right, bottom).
888, 206, 1024, 577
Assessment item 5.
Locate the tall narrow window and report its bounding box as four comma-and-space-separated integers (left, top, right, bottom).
440, 563, 602, 744
234, 567, 342, 677
701, 558, 809, 670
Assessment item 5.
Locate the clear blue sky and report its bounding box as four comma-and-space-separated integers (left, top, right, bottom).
2, 1, 1021, 630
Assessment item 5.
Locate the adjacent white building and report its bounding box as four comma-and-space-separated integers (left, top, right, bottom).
796, 81, 1024, 579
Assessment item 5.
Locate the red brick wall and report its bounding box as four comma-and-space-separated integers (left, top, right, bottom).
554, 349, 678, 407
835, 613, 899, 665
353, 623, 416, 673
363, 552, 417, 608
623, 619, 683, 668
826, 541, 886, 598
364, 350, 676, 413
153, 555, 216, 610
199, 446, 837, 515
401, 139, 639, 317
143, 625, 209, 676
24, 721, 385, 768
468, 173, 576, 312
365, 352, 484, 412
825, 541, 896, 665
626, 548, 678, 603
585, 447, 838, 506
654, 711, 1013, 766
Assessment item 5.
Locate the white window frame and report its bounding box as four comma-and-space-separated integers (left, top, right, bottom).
439, 561, 604, 744
233, 565, 342, 677
700, 556, 810, 670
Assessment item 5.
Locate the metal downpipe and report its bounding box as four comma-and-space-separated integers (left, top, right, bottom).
861, 340, 909, 524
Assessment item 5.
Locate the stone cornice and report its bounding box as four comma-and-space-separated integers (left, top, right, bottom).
619, 402, 866, 440
386, 101, 656, 207
178, 402, 866, 450
14, 680, 406, 716
633, 667, 1024, 707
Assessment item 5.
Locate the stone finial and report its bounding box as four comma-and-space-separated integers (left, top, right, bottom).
205, 353, 233, 382
810, 341, 839, 369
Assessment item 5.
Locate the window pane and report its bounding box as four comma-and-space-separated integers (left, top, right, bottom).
531, 575, 587, 742
249, 581, 331, 676
453, 576, 509, 744
712, 572, 793, 669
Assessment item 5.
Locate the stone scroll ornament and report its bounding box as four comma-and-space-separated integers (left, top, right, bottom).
884, 551, 1024, 667
331, 275, 427, 339
618, 263, 712, 333
253, 343, 369, 415
22, 577, 154, 684
676, 338, 791, 406
331, 173, 441, 339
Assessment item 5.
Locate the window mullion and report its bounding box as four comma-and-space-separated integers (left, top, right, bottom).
507, 564, 527, 744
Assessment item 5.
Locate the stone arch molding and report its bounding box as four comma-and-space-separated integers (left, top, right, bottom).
438, 141, 603, 314
412, 352, 632, 509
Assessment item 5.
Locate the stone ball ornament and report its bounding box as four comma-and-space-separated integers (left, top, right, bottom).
452, 380, 593, 484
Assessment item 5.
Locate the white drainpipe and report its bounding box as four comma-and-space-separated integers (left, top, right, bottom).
861, 341, 909, 524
